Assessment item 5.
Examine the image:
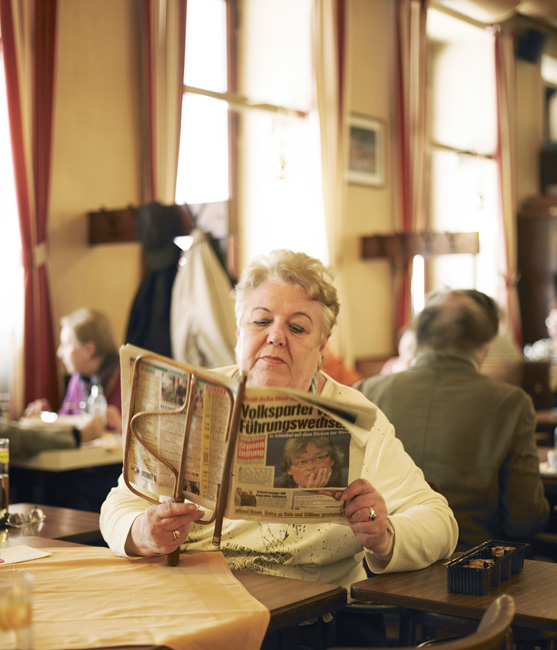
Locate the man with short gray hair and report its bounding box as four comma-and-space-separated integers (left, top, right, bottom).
355, 288, 549, 550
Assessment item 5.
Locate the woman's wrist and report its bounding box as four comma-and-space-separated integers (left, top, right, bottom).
373, 522, 395, 558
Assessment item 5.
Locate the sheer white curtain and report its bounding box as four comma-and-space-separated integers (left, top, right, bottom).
0, 35, 23, 415
311, 0, 348, 358
141, 0, 187, 203
494, 25, 521, 346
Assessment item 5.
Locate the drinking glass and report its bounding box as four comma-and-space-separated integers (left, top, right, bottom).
0, 571, 34, 650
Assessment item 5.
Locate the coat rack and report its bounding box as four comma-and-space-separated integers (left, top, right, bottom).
361, 231, 479, 260
87, 204, 195, 245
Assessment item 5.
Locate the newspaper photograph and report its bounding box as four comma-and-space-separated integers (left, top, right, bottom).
224, 389, 368, 525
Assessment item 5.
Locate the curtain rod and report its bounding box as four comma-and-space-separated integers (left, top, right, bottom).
184, 85, 308, 119
427, 1, 503, 30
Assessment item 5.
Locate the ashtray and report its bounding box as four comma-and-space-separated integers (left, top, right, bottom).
446, 540, 529, 595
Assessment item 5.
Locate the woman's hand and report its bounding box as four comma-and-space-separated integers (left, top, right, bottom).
304, 466, 332, 488
24, 398, 51, 416
78, 415, 105, 443
342, 478, 393, 560
125, 499, 205, 557
106, 405, 122, 432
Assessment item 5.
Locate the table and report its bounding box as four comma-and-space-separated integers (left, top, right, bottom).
10, 434, 124, 512
2, 503, 101, 544
537, 409, 557, 429
11, 434, 123, 471
351, 558, 557, 634
5, 536, 347, 650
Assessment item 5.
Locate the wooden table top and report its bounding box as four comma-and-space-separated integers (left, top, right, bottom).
3, 535, 347, 637
10, 434, 123, 471
351, 557, 557, 632
536, 409, 557, 427
4, 502, 101, 544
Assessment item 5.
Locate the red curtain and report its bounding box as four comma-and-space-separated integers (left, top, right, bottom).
0, 0, 60, 409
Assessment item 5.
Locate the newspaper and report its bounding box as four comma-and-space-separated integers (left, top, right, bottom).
120, 344, 374, 530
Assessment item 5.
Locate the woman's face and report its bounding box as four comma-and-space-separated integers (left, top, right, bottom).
287, 442, 334, 488
235, 280, 328, 391
57, 326, 91, 374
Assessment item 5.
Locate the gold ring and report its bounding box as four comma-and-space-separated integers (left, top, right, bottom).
369, 507, 376, 522
172, 529, 180, 540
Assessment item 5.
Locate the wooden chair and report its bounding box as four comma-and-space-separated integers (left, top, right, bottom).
333, 594, 515, 650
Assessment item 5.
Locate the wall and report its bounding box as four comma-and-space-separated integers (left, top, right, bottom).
49, 0, 144, 350
44, 0, 555, 373
341, 0, 396, 363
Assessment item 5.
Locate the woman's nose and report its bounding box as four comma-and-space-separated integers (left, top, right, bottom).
268, 323, 286, 346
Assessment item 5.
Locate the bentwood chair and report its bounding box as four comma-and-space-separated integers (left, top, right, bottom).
333, 594, 515, 650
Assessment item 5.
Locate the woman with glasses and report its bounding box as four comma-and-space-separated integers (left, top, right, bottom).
274, 437, 345, 488
100, 250, 457, 645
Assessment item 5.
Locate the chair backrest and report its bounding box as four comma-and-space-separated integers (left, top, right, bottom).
334, 594, 515, 650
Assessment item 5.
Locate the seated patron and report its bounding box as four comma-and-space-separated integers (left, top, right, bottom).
356, 288, 549, 551
25, 307, 122, 433
0, 414, 106, 464
524, 299, 557, 400
100, 249, 458, 645
16, 307, 122, 511
380, 325, 416, 375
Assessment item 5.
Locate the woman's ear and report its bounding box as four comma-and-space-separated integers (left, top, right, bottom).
319, 332, 331, 355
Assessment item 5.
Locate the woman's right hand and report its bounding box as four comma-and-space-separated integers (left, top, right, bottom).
24, 398, 52, 416
125, 499, 205, 557
106, 405, 122, 433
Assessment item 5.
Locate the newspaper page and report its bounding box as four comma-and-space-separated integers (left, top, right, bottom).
120, 344, 375, 526
224, 387, 372, 525
120, 345, 239, 509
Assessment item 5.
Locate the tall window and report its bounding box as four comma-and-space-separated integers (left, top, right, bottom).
175, 0, 229, 205
175, 0, 327, 269
425, 9, 499, 299
0, 29, 23, 400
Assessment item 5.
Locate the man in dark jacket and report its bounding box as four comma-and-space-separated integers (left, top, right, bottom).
355, 288, 549, 550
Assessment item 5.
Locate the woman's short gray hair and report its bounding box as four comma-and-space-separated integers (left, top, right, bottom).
234, 250, 340, 343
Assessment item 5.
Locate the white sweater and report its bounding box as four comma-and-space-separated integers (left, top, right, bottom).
100, 371, 458, 591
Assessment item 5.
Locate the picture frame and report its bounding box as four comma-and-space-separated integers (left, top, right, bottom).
345, 115, 385, 187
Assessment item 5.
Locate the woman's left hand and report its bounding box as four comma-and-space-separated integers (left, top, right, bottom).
342, 478, 392, 558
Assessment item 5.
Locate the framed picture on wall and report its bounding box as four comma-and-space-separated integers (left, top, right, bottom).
345, 115, 385, 187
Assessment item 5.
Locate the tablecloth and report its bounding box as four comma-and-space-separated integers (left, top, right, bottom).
3, 546, 270, 650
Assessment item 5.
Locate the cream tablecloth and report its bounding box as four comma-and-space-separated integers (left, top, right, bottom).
8, 547, 270, 650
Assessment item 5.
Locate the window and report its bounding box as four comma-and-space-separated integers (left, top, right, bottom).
425, 9, 499, 300
0, 29, 23, 400
175, 0, 229, 205
175, 0, 327, 269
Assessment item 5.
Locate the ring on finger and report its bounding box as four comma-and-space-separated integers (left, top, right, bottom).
172, 529, 181, 541
368, 507, 376, 522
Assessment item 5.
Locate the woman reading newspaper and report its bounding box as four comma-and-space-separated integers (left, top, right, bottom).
100, 249, 458, 646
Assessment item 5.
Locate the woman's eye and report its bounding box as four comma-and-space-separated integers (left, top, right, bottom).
289, 324, 305, 334
254, 319, 271, 327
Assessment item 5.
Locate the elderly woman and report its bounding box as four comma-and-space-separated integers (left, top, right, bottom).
25, 307, 122, 433
100, 250, 457, 587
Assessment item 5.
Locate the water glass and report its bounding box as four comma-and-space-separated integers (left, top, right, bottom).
0, 571, 34, 650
